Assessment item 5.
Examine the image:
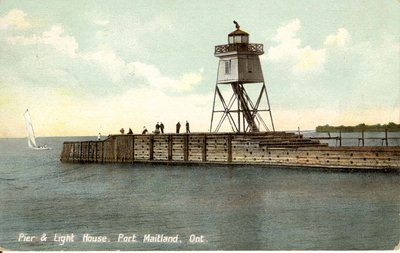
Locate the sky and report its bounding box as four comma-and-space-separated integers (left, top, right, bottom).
0, 0, 399, 137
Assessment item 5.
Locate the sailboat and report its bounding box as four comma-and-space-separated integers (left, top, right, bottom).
23, 109, 51, 150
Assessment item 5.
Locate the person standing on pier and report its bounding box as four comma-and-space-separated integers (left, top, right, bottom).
186, 121, 190, 133
176, 122, 181, 133
97, 133, 101, 141
120, 128, 125, 134
155, 122, 160, 134
127, 128, 133, 134
160, 122, 164, 134
142, 127, 148, 134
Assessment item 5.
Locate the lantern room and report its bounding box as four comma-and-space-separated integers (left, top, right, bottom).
228, 29, 249, 44
228, 20, 249, 44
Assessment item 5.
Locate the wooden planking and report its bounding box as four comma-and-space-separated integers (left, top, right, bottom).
188, 135, 205, 161
115, 136, 133, 162
172, 135, 185, 161
232, 147, 400, 167
133, 135, 150, 160
206, 135, 228, 162
153, 135, 169, 161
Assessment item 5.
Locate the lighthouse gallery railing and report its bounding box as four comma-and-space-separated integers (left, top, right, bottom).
214, 43, 263, 54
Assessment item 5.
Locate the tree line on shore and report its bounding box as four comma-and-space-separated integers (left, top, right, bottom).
316, 122, 400, 132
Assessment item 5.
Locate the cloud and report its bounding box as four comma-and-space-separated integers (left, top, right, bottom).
0, 9, 31, 30
267, 19, 301, 61
293, 46, 326, 73
274, 18, 301, 43
6, 20, 202, 93
267, 21, 353, 75
324, 28, 350, 47
41, 26, 79, 57
82, 46, 128, 82
3, 9, 202, 93
81, 47, 202, 91
7, 25, 79, 57
129, 61, 203, 92
267, 19, 326, 74
178, 73, 203, 92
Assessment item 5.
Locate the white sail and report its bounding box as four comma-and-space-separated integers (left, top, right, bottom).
23, 109, 50, 150
23, 109, 38, 148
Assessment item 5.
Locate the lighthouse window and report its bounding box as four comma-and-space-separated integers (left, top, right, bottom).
247, 61, 253, 73
234, 36, 242, 44
224, 60, 231, 74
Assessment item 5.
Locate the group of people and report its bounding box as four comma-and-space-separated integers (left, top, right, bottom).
176, 121, 190, 134
154, 122, 165, 134
114, 121, 191, 136
141, 122, 164, 135
119, 128, 133, 135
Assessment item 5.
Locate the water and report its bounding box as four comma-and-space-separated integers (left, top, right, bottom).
0, 136, 399, 250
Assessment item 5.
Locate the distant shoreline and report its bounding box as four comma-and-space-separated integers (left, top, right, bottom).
316, 122, 400, 133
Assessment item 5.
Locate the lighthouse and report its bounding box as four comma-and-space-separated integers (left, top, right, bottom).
210, 21, 275, 133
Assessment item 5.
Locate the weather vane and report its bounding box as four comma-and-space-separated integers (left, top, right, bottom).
233, 20, 240, 29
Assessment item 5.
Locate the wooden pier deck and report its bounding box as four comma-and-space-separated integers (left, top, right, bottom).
60, 132, 400, 171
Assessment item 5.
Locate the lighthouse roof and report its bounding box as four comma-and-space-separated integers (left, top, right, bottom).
228, 29, 249, 36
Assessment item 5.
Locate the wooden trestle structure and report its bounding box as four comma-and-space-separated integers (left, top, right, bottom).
60, 132, 400, 171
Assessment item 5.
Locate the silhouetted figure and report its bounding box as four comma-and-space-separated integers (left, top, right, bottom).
160, 122, 164, 134
142, 127, 148, 134
127, 128, 133, 134
186, 121, 190, 133
120, 128, 125, 134
97, 133, 101, 141
154, 122, 160, 134
176, 122, 181, 133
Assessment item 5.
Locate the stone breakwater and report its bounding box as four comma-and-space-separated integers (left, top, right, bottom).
60, 132, 400, 171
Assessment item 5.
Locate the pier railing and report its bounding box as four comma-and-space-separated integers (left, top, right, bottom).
308, 130, 400, 147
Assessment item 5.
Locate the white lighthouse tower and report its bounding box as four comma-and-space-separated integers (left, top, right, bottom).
210, 21, 275, 133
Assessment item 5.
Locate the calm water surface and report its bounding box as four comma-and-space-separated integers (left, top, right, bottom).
0, 136, 399, 250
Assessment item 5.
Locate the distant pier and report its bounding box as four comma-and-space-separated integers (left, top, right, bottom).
60, 132, 400, 171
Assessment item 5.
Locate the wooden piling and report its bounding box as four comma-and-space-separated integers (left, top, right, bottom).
202, 134, 207, 162
227, 134, 232, 162
362, 130, 365, 147
385, 129, 388, 147
149, 135, 154, 160
184, 134, 189, 161
168, 135, 173, 161
80, 142, 83, 163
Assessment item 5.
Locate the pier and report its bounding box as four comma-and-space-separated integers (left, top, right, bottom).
60, 23, 400, 171
60, 132, 400, 171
